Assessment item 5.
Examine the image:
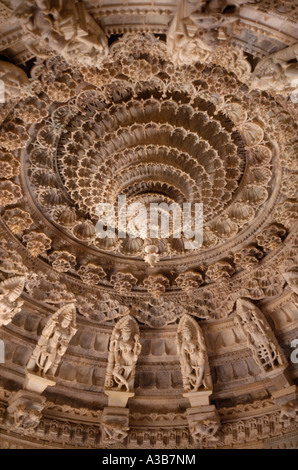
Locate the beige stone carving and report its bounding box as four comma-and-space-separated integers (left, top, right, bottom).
105, 315, 141, 394
22, 231, 52, 256
48, 250, 76, 273
0, 60, 29, 100
175, 270, 204, 294
235, 298, 287, 375
283, 270, 298, 295
143, 274, 170, 298
110, 271, 138, 295
7, 390, 46, 431
26, 303, 77, 377
15, 0, 108, 66
0, 275, 26, 327
101, 407, 130, 446
177, 314, 212, 393
167, 0, 250, 66
3, 208, 33, 234
77, 262, 106, 285
190, 417, 220, 446
0, 5, 297, 449
167, 1, 214, 66
251, 43, 298, 95
280, 401, 298, 429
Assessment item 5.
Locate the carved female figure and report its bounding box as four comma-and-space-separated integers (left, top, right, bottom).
27, 303, 77, 376
177, 314, 211, 392
105, 316, 141, 393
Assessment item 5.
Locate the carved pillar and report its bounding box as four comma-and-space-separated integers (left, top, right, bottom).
101, 315, 141, 446
235, 298, 289, 390
177, 314, 220, 448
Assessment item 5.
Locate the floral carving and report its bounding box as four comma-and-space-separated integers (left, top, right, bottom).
256, 224, 287, 252
110, 272, 138, 295
0, 181, 22, 207
0, 122, 28, 150
45, 75, 77, 103
234, 245, 263, 270
143, 274, 170, 298
2, 208, 33, 234
48, 250, 76, 273
77, 292, 129, 323
240, 267, 284, 300
0, 150, 20, 178
175, 271, 204, 294
206, 260, 235, 282
77, 262, 106, 285
134, 297, 188, 329
22, 231, 52, 257
25, 272, 74, 304
15, 96, 48, 124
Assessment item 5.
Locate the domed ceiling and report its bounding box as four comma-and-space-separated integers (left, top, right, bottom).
0, 0, 297, 449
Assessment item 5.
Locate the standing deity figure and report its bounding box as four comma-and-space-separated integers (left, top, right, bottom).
235, 298, 286, 374
26, 302, 77, 377
177, 314, 212, 392
14, 0, 109, 66
0, 276, 26, 327
105, 316, 141, 393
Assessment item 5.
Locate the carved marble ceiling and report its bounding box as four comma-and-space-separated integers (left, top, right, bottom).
0, 0, 297, 450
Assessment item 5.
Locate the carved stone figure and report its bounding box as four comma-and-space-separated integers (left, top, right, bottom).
190, 418, 220, 446
11, 405, 41, 430
167, 1, 215, 65
177, 314, 212, 392
251, 43, 298, 95
283, 270, 298, 295
105, 315, 141, 393
167, 0, 250, 65
187, 0, 244, 31
7, 390, 46, 432
0, 276, 26, 327
102, 419, 129, 445
101, 407, 130, 445
26, 302, 77, 376
279, 401, 298, 428
235, 298, 286, 374
15, 0, 109, 66
0, 61, 30, 100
